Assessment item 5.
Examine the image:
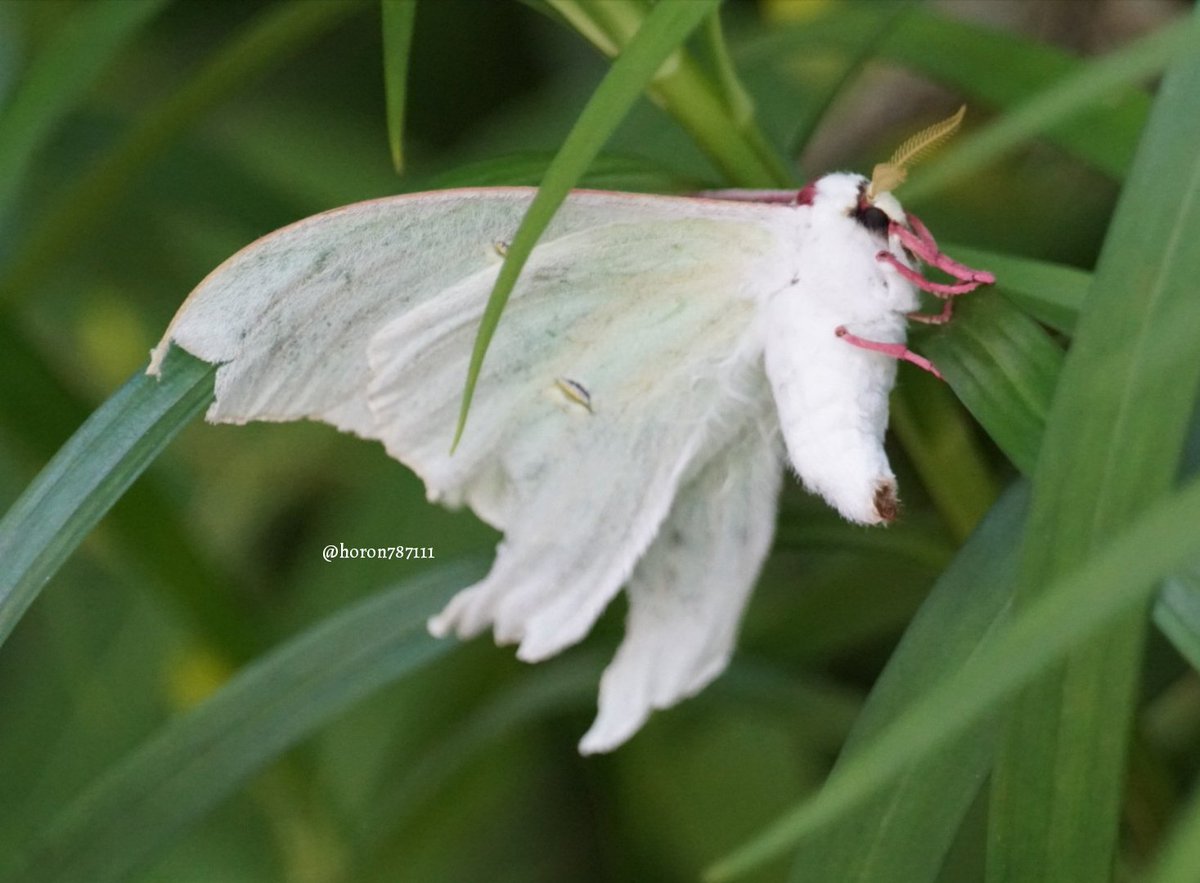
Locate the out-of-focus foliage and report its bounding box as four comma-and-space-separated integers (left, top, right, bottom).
1, 2, 1199, 882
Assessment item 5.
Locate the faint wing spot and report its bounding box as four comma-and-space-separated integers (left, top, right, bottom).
553, 377, 593, 413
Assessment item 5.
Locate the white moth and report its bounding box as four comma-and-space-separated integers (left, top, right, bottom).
148, 111, 993, 753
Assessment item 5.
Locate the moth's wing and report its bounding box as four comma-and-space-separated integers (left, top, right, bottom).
152, 188, 799, 665
150, 189, 560, 437
150, 188, 791, 438
579, 396, 784, 754
367, 208, 797, 662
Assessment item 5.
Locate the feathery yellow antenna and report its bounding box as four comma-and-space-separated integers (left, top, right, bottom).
869, 105, 966, 198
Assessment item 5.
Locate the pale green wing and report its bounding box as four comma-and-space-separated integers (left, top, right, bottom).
579, 394, 783, 753
150, 188, 800, 735
368, 212, 794, 662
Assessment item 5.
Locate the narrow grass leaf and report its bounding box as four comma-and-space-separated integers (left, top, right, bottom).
0, 0, 170, 216
707, 470, 1200, 882
0, 563, 476, 883
945, 244, 1090, 334
542, 0, 789, 185
988, 13, 1200, 882
453, 0, 719, 446
922, 293, 1063, 476
1155, 571, 1200, 673
381, 0, 417, 172
0, 321, 261, 660
787, 486, 1026, 883
0, 347, 214, 649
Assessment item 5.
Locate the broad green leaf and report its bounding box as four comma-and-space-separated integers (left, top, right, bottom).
922, 293, 1064, 477
0, 0, 364, 308
0, 347, 214, 650
0, 563, 475, 883
706, 469, 1200, 881
988, 12, 1200, 882
453, 0, 720, 447
381, 0, 417, 172
788, 485, 1027, 883
0, 0, 170, 217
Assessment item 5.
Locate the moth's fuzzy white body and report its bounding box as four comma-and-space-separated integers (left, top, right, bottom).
149, 174, 925, 752
762, 173, 918, 523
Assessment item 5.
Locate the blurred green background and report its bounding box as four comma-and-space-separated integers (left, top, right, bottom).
1, 1, 1199, 882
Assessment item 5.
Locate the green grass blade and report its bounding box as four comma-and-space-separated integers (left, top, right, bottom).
696, 7, 792, 185
904, 18, 1194, 203
544, 0, 789, 186
1154, 571, 1200, 672
0, 0, 363, 309
0, 320, 262, 660
706, 470, 1200, 882
787, 485, 1027, 883
0, 0, 171, 216
452, 0, 720, 447
0, 563, 476, 883
946, 244, 1090, 334
922, 293, 1063, 476
987, 11, 1200, 881
0, 347, 214, 650
381, 0, 417, 172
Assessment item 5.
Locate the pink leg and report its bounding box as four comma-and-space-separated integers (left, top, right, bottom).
891, 215, 996, 285
907, 298, 956, 325
877, 251, 982, 296
835, 326, 943, 380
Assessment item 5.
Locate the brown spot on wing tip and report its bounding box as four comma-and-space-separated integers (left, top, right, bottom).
873, 481, 900, 523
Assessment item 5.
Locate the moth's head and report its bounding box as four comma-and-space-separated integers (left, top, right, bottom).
799, 105, 966, 236
798, 172, 906, 238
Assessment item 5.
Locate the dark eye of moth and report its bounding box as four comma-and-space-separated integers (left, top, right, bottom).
854, 204, 890, 235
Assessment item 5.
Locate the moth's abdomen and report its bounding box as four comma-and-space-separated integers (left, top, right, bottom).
761, 223, 907, 525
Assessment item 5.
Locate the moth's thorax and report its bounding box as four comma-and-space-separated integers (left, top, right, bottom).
792, 173, 919, 322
